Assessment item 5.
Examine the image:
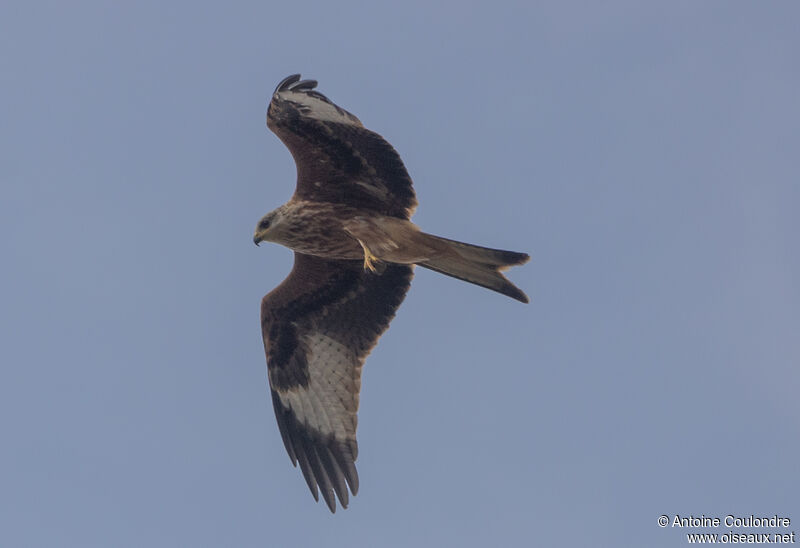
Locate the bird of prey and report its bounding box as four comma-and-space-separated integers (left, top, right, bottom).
255, 74, 529, 512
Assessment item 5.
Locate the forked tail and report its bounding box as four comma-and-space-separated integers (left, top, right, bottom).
417, 234, 530, 303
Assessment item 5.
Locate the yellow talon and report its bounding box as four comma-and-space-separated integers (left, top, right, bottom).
358, 240, 379, 272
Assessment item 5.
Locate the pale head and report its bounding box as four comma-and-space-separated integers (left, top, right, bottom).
253, 205, 289, 246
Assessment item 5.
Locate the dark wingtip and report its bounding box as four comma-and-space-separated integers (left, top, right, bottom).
275, 74, 301, 93
274, 74, 319, 94
321, 490, 337, 513
292, 78, 318, 91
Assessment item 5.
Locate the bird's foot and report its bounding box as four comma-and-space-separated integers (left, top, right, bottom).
358, 240, 380, 273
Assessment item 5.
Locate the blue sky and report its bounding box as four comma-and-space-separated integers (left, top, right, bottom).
1, 1, 798, 546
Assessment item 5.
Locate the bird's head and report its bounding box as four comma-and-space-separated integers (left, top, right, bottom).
253, 209, 281, 246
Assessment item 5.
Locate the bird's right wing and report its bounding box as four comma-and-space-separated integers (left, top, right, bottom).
260, 252, 413, 512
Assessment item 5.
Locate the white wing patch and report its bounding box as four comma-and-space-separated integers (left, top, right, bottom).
276, 332, 361, 440
275, 89, 363, 127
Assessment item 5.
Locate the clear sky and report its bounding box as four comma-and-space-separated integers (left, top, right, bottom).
2, 1, 798, 547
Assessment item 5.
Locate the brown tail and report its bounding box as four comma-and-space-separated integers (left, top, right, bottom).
416, 234, 530, 303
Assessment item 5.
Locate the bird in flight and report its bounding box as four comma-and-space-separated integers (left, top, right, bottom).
255, 74, 529, 512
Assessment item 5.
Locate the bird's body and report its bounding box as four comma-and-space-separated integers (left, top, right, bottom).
258, 200, 504, 272
255, 74, 529, 512
256, 201, 368, 260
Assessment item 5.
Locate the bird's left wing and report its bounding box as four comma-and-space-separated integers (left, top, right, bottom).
266, 74, 418, 220
260, 252, 413, 512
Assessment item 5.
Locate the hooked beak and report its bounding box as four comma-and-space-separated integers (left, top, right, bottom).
253, 233, 262, 246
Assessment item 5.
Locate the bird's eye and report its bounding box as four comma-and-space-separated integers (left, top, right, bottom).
259, 219, 271, 230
